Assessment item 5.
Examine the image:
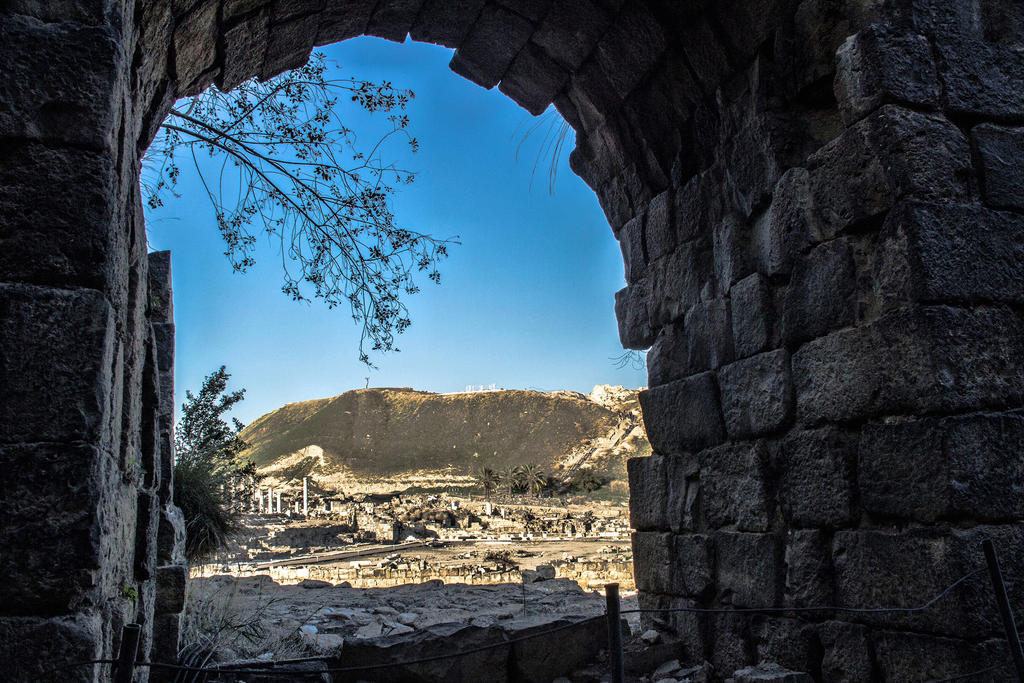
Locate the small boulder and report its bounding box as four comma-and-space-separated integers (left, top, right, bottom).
641, 629, 662, 645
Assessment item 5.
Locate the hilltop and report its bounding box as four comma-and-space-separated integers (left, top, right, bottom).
239, 385, 649, 496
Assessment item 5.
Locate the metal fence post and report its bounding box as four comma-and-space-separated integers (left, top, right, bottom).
983, 539, 1024, 682
114, 623, 141, 683
605, 582, 625, 683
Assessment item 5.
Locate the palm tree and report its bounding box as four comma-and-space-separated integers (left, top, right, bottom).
477, 467, 499, 500
502, 465, 525, 496
520, 463, 546, 497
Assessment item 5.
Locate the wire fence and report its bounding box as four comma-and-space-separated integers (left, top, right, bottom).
40, 541, 1024, 683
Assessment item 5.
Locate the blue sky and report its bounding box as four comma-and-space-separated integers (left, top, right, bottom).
145, 36, 645, 426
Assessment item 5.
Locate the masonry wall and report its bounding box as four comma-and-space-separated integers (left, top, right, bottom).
616, 3, 1024, 679
1, 0, 1023, 680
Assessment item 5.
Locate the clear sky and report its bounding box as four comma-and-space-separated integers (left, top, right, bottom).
145, 36, 645, 426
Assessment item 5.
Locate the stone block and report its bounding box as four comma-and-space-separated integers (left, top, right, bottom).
531, 0, 609, 72
750, 617, 819, 676
151, 611, 183, 666
135, 491, 160, 581
713, 215, 751, 295
449, 4, 534, 89
261, 12, 318, 80
782, 239, 856, 346
646, 321, 687, 387
153, 323, 175, 373
645, 191, 675, 262
493, 0, 551, 22
807, 106, 971, 237
0, 15, 123, 151
915, 1, 1024, 120
715, 532, 781, 608
730, 273, 773, 359
665, 453, 700, 534
316, 0, 376, 45
718, 112, 788, 219
632, 531, 672, 594
779, 427, 856, 528
0, 613, 103, 682
498, 41, 568, 116
614, 282, 654, 350
707, 612, 751, 675
670, 534, 714, 598
832, 525, 1024, 638
174, 1, 220, 95
0, 141, 124, 295
835, 25, 939, 125
859, 413, 1024, 523
409, 0, 485, 47
640, 373, 725, 454
635, 593, 705, 664
366, 0, 424, 42
684, 298, 733, 373
872, 630, 1008, 682
680, 18, 732, 91
751, 168, 818, 276
647, 239, 712, 328
0, 285, 115, 445
818, 621, 873, 683
709, 0, 784, 62
627, 455, 667, 530
973, 123, 1024, 211
875, 201, 1024, 311
147, 251, 173, 325
617, 214, 645, 283
0, 442, 117, 615
784, 529, 834, 608
676, 170, 722, 243
732, 663, 812, 683
218, 7, 269, 90
155, 564, 187, 615
701, 442, 772, 532
509, 614, 608, 683
594, 3, 665, 98
157, 504, 186, 565
718, 349, 793, 440
794, 305, 1024, 425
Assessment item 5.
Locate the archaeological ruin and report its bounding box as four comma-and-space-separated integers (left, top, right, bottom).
3, 0, 1024, 680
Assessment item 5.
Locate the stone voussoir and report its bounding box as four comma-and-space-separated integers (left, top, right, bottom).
640, 372, 725, 454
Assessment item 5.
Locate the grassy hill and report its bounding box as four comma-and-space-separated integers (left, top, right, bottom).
239, 388, 629, 480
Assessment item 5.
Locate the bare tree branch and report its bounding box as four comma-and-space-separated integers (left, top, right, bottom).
143, 52, 459, 365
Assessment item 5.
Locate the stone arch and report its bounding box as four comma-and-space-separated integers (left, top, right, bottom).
3, 1, 1024, 680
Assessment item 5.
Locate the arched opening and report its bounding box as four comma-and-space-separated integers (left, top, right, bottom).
3, 1, 1024, 680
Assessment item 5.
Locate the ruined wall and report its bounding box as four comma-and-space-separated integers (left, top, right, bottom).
622, 3, 1024, 679
1, 0, 1023, 680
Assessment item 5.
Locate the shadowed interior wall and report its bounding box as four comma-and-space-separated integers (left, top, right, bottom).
1, 0, 1023, 680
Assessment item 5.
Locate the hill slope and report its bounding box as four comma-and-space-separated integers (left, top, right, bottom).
240, 386, 648, 495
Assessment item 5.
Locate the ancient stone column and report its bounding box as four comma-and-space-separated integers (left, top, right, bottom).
275, 491, 282, 514
302, 477, 308, 516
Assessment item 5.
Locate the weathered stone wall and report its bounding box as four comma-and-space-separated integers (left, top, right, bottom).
2, 0, 1023, 679
620, 3, 1024, 679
